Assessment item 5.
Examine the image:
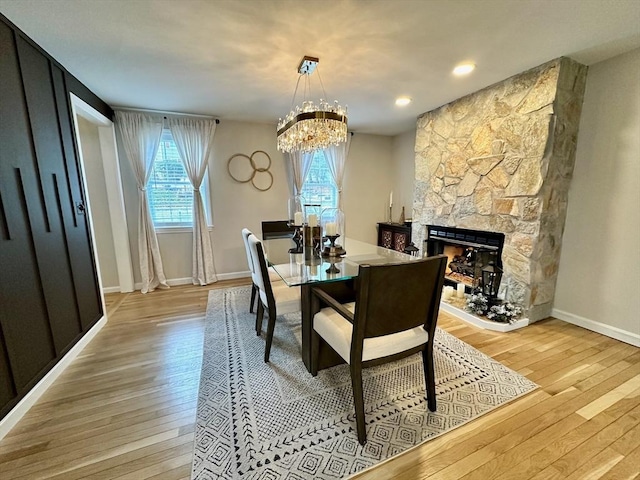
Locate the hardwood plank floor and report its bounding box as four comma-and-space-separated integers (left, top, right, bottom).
0, 280, 638, 479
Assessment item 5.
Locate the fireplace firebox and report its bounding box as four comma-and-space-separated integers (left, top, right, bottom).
424, 225, 505, 294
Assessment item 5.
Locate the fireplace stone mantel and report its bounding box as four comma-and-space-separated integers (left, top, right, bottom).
412, 57, 588, 322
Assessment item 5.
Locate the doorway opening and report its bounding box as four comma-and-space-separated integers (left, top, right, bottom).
70, 94, 134, 295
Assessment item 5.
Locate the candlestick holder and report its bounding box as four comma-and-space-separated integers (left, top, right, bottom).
288, 224, 303, 254
388, 205, 393, 223
303, 225, 322, 255
325, 256, 341, 275
322, 234, 346, 257
307, 248, 321, 278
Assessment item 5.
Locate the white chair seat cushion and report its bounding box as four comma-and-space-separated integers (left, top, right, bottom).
313, 302, 428, 363
259, 281, 300, 315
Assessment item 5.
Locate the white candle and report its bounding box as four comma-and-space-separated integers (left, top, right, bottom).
389, 191, 393, 207
308, 214, 317, 227
325, 222, 337, 236
456, 283, 466, 298
294, 212, 303, 225
443, 286, 454, 300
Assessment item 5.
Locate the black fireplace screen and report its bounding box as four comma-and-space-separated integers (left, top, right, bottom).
425, 225, 505, 289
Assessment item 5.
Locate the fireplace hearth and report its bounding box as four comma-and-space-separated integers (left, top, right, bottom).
425, 225, 504, 294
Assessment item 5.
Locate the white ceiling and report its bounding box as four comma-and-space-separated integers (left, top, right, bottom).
1, 0, 639, 136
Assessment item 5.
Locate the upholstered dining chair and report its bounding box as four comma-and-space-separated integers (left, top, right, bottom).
241, 228, 260, 314
247, 233, 301, 362
310, 255, 447, 444
242, 228, 293, 322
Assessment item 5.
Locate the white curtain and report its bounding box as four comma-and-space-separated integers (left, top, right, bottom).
115, 111, 168, 294
287, 150, 314, 196
167, 117, 218, 285
323, 134, 352, 209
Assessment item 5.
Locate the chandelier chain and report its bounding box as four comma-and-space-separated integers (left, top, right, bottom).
315, 66, 329, 101
290, 74, 304, 111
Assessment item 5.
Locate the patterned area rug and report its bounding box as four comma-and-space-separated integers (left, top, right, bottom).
191, 286, 537, 479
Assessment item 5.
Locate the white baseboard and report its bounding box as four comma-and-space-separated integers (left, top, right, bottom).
102, 286, 121, 294
133, 277, 192, 290
0, 315, 108, 440
216, 271, 251, 281
134, 272, 251, 291
552, 308, 640, 347
166, 277, 194, 286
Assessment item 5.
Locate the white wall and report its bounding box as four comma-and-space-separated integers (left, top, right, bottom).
77, 117, 119, 289
343, 133, 394, 243
553, 48, 640, 345
391, 128, 417, 222
209, 121, 291, 279
116, 120, 395, 283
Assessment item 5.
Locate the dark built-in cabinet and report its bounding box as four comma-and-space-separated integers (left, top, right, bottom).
377, 222, 412, 253
0, 14, 112, 420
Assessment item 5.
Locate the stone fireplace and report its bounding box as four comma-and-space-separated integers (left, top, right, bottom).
413, 57, 588, 322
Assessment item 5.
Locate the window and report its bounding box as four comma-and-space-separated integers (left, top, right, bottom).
147, 129, 210, 228
300, 151, 338, 213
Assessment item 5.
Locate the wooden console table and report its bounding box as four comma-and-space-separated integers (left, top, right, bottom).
377, 222, 412, 253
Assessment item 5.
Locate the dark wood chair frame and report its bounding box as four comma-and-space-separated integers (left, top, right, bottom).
261, 220, 295, 240
310, 255, 447, 444
248, 234, 289, 363
241, 228, 259, 316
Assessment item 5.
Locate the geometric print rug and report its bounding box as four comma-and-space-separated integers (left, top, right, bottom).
191, 286, 537, 479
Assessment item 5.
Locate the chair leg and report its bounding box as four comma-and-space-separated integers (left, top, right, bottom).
255, 301, 264, 336
422, 343, 437, 412
350, 363, 367, 445
250, 284, 257, 313
264, 309, 277, 363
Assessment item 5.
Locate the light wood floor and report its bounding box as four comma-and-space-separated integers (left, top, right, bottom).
0, 280, 638, 479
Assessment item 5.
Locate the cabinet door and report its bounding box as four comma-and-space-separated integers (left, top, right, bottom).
380, 228, 393, 249
393, 231, 408, 252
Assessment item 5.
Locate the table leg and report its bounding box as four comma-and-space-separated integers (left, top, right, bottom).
301, 284, 314, 371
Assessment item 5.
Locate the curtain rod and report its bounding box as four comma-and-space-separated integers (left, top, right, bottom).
113, 106, 220, 123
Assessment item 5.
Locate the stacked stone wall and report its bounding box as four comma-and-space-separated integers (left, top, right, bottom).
413, 57, 587, 321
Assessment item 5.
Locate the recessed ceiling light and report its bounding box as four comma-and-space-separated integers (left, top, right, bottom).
395, 96, 412, 106
453, 63, 476, 76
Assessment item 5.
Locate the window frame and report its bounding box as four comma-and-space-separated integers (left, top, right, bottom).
299, 150, 339, 215
147, 127, 213, 233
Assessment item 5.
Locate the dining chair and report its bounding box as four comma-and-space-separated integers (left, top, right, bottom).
247, 234, 301, 362
261, 220, 295, 240
310, 255, 447, 444
242, 228, 294, 324
241, 228, 260, 314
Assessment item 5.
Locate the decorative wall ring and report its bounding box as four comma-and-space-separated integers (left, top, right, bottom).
252, 170, 273, 191
227, 150, 273, 191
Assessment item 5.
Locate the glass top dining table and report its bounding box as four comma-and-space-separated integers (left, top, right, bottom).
262, 236, 419, 286
262, 235, 420, 373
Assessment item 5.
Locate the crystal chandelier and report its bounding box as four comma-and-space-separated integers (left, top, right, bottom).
277, 56, 348, 153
